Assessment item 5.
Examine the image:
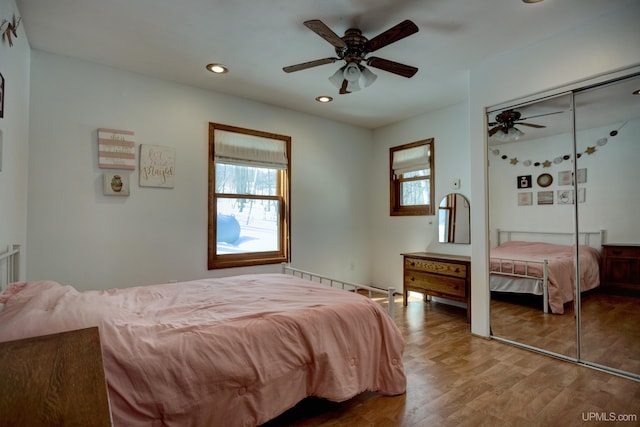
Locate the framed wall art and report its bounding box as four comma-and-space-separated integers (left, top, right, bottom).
139, 144, 175, 188
537, 191, 554, 205
98, 128, 136, 170
517, 175, 532, 189
518, 192, 533, 206
103, 173, 130, 196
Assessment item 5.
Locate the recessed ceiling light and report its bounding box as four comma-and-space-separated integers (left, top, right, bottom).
315, 96, 333, 103
522, 0, 543, 3
206, 63, 228, 74
633, 89, 640, 95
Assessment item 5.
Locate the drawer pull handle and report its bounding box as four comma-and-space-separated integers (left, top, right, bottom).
410, 262, 416, 266
410, 277, 415, 282
454, 268, 460, 273
612, 250, 623, 255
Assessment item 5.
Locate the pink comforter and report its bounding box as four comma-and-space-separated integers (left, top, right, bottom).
490, 241, 601, 314
0, 274, 406, 427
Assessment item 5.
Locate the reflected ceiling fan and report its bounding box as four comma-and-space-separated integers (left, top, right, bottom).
283, 19, 419, 94
488, 109, 563, 140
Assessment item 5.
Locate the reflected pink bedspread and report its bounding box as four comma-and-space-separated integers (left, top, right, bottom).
0, 274, 406, 426
490, 241, 601, 314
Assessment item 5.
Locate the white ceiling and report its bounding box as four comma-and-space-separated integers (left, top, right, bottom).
13, 0, 637, 129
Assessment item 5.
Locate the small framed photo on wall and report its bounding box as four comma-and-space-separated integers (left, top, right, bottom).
518, 192, 533, 206
517, 175, 532, 189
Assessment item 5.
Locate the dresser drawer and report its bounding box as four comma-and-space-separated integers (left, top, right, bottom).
404, 271, 466, 298
404, 257, 467, 278
604, 246, 640, 258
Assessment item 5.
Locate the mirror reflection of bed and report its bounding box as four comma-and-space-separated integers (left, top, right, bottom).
487, 71, 640, 379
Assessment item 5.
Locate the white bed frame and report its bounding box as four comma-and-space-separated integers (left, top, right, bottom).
490, 229, 605, 313
282, 264, 396, 318
0, 249, 397, 318
0, 244, 20, 293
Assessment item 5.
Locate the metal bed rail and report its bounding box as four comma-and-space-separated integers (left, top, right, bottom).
490, 256, 549, 313
282, 264, 396, 319
0, 244, 20, 292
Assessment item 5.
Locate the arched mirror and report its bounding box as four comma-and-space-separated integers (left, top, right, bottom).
438, 193, 470, 244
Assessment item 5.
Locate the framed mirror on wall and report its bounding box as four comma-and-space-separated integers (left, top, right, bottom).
487, 70, 640, 380
438, 193, 470, 244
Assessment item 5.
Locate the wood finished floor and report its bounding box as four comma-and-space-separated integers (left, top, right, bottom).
262, 295, 640, 427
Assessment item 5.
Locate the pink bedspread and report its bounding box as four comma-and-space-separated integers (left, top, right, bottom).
0, 274, 406, 426
490, 241, 601, 314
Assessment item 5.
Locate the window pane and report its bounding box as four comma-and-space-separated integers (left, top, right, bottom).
403, 168, 429, 178
216, 197, 280, 254
400, 179, 429, 206
215, 163, 277, 195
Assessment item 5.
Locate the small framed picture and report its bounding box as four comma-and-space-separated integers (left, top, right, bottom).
103, 173, 130, 196
517, 175, 532, 189
518, 192, 533, 206
576, 168, 587, 184
537, 191, 554, 205
558, 170, 572, 186
557, 189, 573, 204
0, 72, 4, 119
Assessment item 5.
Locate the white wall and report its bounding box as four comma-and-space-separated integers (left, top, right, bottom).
469, 1, 640, 336
26, 50, 373, 290
0, 0, 29, 279
370, 101, 471, 291
489, 119, 640, 244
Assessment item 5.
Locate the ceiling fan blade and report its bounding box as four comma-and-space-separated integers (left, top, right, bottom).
365, 20, 418, 53
283, 58, 339, 73
518, 111, 564, 121
518, 122, 546, 128
367, 57, 418, 78
488, 126, 503, 136
304, 20, 347, 48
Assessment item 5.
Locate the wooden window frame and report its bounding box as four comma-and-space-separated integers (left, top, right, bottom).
208, 123, 291, 269
390, 138, 435, 216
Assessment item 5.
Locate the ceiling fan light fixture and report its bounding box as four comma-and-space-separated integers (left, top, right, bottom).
360, 65, 377, 88
343, 63, 361, 82
329, 66, 346, 88
495, 127, 525, 142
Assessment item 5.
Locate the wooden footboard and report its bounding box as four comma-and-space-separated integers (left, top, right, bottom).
282, 264, 396, 318
0, 244, 20, 293
490, 257, 549, 313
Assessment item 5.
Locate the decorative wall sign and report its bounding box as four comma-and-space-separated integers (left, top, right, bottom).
0, 72, 4, 119
558, 189, 573, 205
517, 175, 532, 189
98, 128, 136, 170
103, 173, 130, 196
139, 144, 175, 188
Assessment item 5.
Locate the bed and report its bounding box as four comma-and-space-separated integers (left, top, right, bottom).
0, 245, 406, 427
490, 229, 603, 314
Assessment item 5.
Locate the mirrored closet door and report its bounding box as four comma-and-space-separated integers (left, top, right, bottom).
575, 74, 640, 377
488, 71, 640, 380
488, 93, 578, 359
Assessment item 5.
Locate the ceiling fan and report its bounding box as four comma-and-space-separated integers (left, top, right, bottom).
488, 109, 563, 140
283, 19, 419, 94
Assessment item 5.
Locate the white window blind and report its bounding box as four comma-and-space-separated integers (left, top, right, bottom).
392, 144, 429, 175
214, 130, 288, 169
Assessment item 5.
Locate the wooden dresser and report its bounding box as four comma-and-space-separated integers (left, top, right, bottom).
601, 243, 640, 294
402, 252, 471, 321
0, 327, 112, 426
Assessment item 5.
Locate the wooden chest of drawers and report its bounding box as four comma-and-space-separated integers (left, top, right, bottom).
402, 252, 471, 321
601, 244, 640, 294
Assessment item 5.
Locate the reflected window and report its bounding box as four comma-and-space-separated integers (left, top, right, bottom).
390, 139, 435, 216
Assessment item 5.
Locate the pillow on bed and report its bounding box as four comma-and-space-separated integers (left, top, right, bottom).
0, 282, 27, 305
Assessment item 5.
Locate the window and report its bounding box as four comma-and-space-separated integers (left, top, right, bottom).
390, 139, 434, 216
208, 123, 290, 269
